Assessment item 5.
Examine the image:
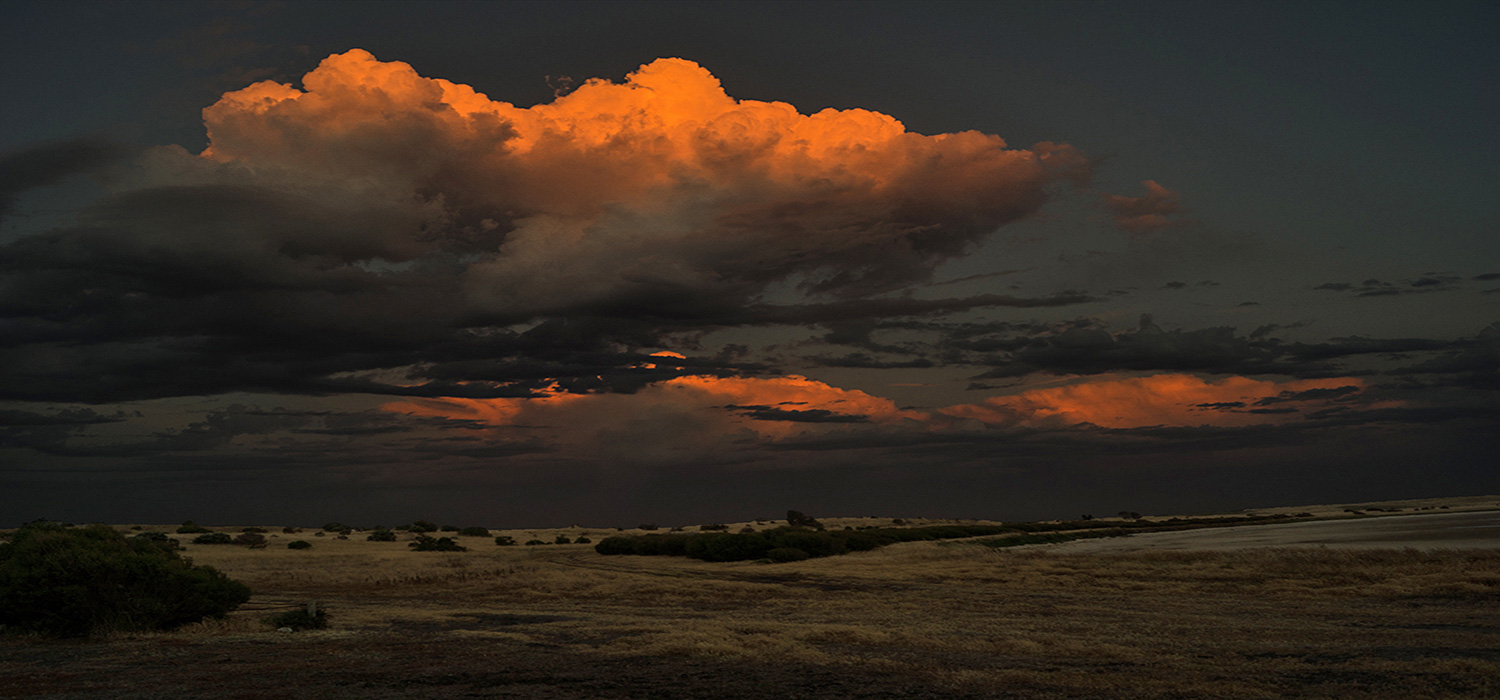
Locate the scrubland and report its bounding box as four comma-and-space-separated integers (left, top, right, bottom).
3, 505, 1499, 699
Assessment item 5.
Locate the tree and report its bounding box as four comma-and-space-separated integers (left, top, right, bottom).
0, 523, 250, 637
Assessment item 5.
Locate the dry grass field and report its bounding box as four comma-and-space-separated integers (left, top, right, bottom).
4, 499, 1499, 699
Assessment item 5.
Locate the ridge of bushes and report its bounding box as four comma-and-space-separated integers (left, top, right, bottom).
593, 513, 1306, 563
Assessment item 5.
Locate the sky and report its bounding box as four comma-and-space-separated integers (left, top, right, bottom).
2, 0, 1496, 528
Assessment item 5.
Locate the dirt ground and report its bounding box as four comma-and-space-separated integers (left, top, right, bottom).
1049, 509, 1500, 554
4, 498, 1499, 699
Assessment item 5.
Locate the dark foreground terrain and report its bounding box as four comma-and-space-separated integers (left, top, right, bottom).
4, 505, 1499, 698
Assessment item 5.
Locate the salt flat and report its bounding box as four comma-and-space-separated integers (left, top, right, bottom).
1048, 509, 1500, 553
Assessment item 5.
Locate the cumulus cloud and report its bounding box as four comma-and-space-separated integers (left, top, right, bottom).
1100, 180, 1182, 234
191, 49, 1088, 308
0, 50, 1094, 404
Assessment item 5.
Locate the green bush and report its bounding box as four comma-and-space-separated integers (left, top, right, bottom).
176, 521, 211, 534
554, 535, 572, 544
130, 532, 179, 550
439, 525, 460, 532
766, 547, 810, 563
494, 535, 516, 546
365, 529, 397, 542
408, 536, 467, 552
286, 540, 312, 550
575, 536, 591, 544
409, 520, 438, 533
192, 532, 233, 545
268, 607, 326, 630
232, 533, 266, 548
459, 527, 490, 537
321, 522, 345, 532
525, 539, 545, 546
0, 523, 250, 637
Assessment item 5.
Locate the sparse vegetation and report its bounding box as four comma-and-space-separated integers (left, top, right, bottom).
366, 529, 397, 542
231, 532, 266, 548
286, 540, 312, 550
408, 536, 467, 552
176, 521, 211, 534
554, 535, 571, 544
594, 515, 1318, 562
0, 523, 249, 637
494, 535, 516, 546
268, 606, 326, 631
459, 526, 491, 537
192, 532, 233, 545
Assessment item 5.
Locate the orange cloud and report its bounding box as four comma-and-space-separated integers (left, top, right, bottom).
384, 374, 922, 440
940, 374, 1368, 429
186, 50, 1089, 312
1100, 180, 1182, 234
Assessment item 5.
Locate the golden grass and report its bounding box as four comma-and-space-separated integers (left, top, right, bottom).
119, 527, 1498, 699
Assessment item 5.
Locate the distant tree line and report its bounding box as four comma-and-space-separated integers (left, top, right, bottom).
594, 512, 1307, 563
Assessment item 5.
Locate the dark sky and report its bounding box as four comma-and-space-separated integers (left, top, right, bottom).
2, 0, 1497, 528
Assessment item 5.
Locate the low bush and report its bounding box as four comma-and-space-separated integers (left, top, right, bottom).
286, 540, 312, 550
366, 529, 397, 542
231, 533, 266, 548
321, 522, 345, 532
699, 523, 728, 531
408, 536, 467, 552
281, 526, 302, 534
575, 536, 591, 544
525, 539, 545, 546
0, 523, 250, 637
192, 532, 233, 545
130, 532, 179, 550
176, 521, 210, 534
439, 525, 460, 532
554, 535, 571, 544
459, 527, 490, 537
494, 535, 516, 546
766, 547, 809, 563
268, 607, 326, 631
241, 527, 267, 534
410, 520, 438, 533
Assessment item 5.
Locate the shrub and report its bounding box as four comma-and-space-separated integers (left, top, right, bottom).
594, 537, 633, 555
232, 533, 266, 548
637, 524, 658, 531
525, 539, 545, 546
321, 523, 345, 532
313, 531, 325, 537
786, 510, 823, 529
130, 532, 179, 551
287, 540, 312, 550
408, 536, 467, 552
241, 527, 267, 534
766, 547, 810, 563
281, 526, 302, 534
699, 523, 728, 531
192, 532, 233, 545
268, 607, 326, 631
459, 527, 490, 537
494, 535, 516, 546
176, 521, 210, 534
410, 520, 438, 533
366, 529, 397, 542
0, 523, 250, 637
554, 535, 572, 545
575, 536, 591, 544
439, 525, 460, 532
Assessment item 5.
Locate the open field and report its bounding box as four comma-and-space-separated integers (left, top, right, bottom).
4, 499, 1500, 698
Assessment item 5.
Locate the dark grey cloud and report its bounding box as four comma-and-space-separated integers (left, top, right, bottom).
1313, 275, 1463, 297
0, 138, 123, 218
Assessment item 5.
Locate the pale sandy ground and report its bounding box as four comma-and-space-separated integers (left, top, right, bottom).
1048, 508, 1500, 553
